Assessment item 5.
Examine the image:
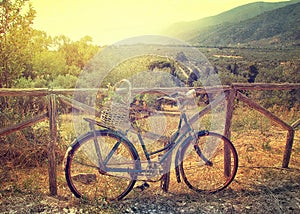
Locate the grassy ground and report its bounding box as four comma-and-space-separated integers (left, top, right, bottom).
0, 106, 299, 213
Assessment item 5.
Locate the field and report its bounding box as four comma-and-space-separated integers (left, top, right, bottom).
0, 103, 299, 213
0, 46, 299, 213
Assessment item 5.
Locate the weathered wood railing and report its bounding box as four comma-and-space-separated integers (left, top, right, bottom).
0, 83, 299, 196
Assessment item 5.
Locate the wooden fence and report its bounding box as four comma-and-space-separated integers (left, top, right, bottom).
0, 83, 300, 196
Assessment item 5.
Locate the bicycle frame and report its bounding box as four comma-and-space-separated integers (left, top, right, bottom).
87, 100, 211, 182
140, 111, 194, 164
66, 89, 238, 199
128, 91, 217, 173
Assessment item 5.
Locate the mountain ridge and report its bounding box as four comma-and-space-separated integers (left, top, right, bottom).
190, 2, 300, 47
164, 0, 300, 47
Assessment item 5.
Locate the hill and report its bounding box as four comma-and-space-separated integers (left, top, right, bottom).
164, 0, 300, 47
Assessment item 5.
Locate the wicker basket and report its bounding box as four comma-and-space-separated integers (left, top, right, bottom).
99, 103, 130, 130
98, 79, 132, 130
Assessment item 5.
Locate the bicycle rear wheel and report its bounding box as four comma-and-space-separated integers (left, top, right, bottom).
180, 131, 238, 193
64, 129, 139, 201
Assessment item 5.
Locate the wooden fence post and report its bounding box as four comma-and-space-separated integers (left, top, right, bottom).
224, 87, 235, 176
282, 129, 295, 168
48, 94, 57, 195
224, 88, 235, 139
283, 119, 300, 168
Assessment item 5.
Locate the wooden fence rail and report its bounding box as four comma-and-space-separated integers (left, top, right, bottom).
0, 83, 299, 196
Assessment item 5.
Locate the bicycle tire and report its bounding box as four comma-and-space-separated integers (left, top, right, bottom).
64, 129, 140, 201
179, 131, 238, 193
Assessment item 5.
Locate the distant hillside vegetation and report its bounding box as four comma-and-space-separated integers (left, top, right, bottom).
164, 0, 300, 47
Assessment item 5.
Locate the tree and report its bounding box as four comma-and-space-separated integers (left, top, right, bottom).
248, 65, 259, 83
32, 50, 67, 82
255, 61, 300, 108
30, 34, 98, 86
226, 63, 239, 75
56, 35, 99, 71
0, 0, 36, 87
232, 63, 239, 75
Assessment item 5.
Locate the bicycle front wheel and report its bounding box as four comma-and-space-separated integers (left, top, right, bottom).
180, 131, 238, 193
64, 129, 139, 201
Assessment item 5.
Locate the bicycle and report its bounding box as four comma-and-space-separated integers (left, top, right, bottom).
64, 79, 238, 201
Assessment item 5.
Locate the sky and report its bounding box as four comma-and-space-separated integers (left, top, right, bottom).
31, 0, 288, 45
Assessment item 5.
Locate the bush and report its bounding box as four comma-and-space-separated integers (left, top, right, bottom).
49, 74, 78, 89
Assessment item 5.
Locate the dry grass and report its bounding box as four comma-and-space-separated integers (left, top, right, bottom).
0, 106, 300, 213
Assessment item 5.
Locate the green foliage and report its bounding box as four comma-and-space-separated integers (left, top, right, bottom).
0, 0, 36, 88
0, 1, 98, 89
32, 51, 67, 81
217, 71, 247, 85
92, 55, 184, 88
14, 77, 34, 88
255, 60, 300, 108
56, 35, 99, 70
49, 74, 78, 89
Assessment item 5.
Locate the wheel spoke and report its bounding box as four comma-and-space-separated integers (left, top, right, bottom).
180, 132, 238, 193
65, 130, 139, 200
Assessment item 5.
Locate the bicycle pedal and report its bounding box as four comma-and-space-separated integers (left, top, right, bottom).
135, 182, 150, 191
